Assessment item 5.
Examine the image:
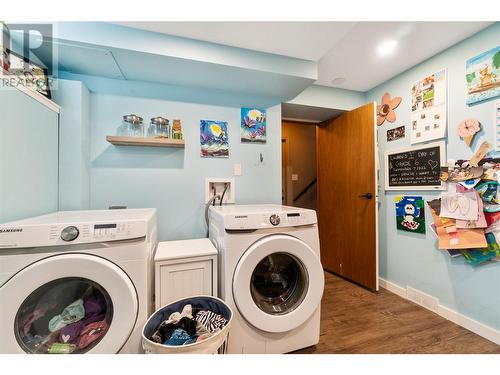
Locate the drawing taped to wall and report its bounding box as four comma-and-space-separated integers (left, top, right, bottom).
395, 196, 426, 234
241, 108, 266, 143
386, 125, 405, 142
466, 46, 500, 105
410, 69, 447, 144
200, 120, 229, 158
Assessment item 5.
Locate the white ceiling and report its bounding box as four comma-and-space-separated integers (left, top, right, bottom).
116, 21, 493, 92
115, 22, 357, 61
316, 22, 493, 91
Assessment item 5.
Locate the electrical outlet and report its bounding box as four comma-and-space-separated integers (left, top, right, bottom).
205, 178, 235, 204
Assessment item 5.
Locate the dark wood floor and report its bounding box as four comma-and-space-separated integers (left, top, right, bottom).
294, 272, 500, 354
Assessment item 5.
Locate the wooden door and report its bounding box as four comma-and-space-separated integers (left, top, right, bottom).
317, 102, 378, 290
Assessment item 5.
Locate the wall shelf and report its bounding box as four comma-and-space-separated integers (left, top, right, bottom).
106, 136, 185, 148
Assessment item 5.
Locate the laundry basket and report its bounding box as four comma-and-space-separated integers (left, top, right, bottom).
142, 296, 233, 354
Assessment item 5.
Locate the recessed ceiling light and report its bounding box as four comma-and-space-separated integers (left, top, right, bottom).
377, 40, 398, 57
331, 77, 346, 85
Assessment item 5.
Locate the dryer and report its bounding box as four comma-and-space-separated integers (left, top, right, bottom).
0, 208, 157, 354
209, 204, 324, 354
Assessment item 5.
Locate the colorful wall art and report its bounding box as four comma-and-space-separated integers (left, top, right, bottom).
386, 125, 405, 142
395, 196, 426, 234
410, 69, 447, 144
465, 46, 500, 105
495, 101, 500, 152
377, 92, 402, 126
200, 120, 229, 158
240, 108, 266, 143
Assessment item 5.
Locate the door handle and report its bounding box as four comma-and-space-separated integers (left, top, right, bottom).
358, 193, 373, 199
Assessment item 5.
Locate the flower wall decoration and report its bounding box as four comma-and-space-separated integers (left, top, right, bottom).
457, 118, 481, 147
377, 92, 402, 126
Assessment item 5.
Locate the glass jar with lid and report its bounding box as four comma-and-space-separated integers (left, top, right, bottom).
148, 117, 170, 138
118, 114, 144, 137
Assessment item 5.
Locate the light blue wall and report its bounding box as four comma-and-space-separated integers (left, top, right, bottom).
87, 92, 281, 240
366, 23, 500, 330
52, 79, 91, 210
0, 88, 59, 223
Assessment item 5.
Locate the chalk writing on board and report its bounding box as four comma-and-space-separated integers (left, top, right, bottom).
387, 145, 441, 187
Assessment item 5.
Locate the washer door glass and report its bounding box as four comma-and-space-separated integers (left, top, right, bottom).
232, 234, 324, 333
250, 253, 308, 315
0, 253, 138, 354
15, 277, 113, 354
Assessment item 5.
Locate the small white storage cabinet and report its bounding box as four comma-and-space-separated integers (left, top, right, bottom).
154, 238, 218, 310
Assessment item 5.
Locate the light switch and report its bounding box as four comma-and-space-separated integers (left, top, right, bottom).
291, 174, 299, 181
234, 163, 242, 176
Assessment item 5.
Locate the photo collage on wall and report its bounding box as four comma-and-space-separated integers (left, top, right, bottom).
410, 69, 447, 144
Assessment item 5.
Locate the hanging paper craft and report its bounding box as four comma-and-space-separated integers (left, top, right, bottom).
427, 200, 487, 250
394, 196, 426, 234
200, 120, 229, 158
455, 185, 487, 229
469, 141, 491, 167
457, 119, 480, 147
240, 108, 266, 143
410, 69, 447, 144
377, 92, 402, 126
495, 102, 500, 152
461, 249, 497, 266
386, 125, 405, 142
440, 191, 478, 221
465, 46, 500, 105
439, 165, 483, 182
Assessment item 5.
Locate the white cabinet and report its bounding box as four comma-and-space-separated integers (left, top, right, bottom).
154, 238, 217, 310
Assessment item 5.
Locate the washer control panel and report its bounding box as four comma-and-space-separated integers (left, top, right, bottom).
0, 220, 146, 248
223, 209, 317, 230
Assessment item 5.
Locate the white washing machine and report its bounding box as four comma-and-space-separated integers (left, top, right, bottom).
209, 204, 324, 354
0, 208, 157, 354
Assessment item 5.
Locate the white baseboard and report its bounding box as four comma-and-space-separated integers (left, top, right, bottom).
378, 278, 406, 298
379, 278, 500, 345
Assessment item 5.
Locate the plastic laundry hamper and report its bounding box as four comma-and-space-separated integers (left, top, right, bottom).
142, 295, 233, 354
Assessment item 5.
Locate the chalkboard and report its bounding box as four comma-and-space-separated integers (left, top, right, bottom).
385, 141, 446, 190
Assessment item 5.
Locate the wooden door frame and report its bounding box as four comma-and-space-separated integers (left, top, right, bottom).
316, 102, 379, 291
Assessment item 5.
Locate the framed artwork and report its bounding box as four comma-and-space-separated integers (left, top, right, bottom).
386, 125, 405, 142
6, 49, 51, 98
394, 196, 426, 234
410, 69, 447, 144
466, 46, 500, 105
240, 108, 266, 143
384, 141, 446, 191
200, 120, 229, 158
